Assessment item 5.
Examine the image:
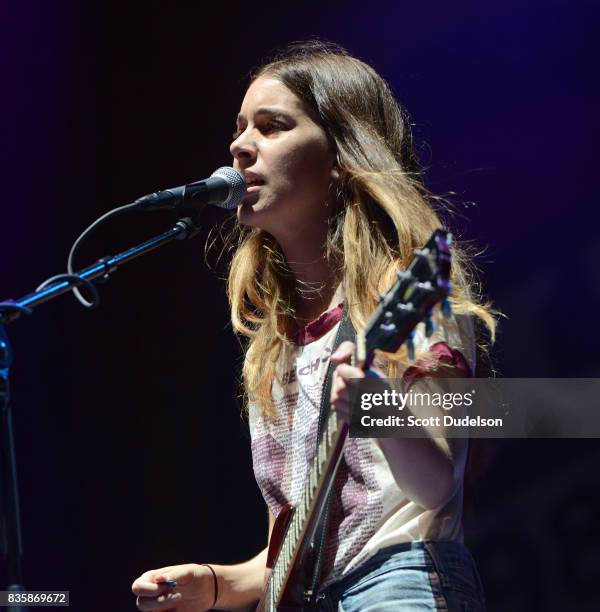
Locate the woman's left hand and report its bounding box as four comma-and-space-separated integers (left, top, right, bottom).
329, 341, 366, 422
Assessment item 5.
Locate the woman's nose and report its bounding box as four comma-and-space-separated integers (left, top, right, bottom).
230, 130, 257, 162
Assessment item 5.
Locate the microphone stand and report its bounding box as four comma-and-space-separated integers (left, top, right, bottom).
1, 325, 26, 612
0, 215, 205, 611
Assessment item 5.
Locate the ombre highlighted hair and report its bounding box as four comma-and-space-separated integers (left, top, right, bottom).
223, 41, 497, 416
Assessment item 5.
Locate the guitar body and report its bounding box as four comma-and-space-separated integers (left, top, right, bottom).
256, 504, 313, 611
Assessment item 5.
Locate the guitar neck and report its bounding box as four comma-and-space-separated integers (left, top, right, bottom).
266, 409, 349, 608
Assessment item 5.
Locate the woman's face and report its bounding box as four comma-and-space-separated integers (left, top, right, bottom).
230, 75, 337, 240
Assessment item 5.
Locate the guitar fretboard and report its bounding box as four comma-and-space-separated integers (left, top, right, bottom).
269, 408, 347, 605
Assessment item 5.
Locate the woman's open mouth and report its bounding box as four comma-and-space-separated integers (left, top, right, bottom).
246, 179, 264, 193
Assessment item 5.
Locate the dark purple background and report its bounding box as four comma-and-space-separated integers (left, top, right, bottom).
1, 2, 599, 610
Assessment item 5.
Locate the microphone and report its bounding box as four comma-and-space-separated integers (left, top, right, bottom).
133, 166, 246, 213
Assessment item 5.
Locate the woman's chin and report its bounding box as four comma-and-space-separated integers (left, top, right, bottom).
237, 200, 261, 226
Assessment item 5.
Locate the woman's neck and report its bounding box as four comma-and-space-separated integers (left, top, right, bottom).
276, 231, 343, 325
294, 279, 344, 325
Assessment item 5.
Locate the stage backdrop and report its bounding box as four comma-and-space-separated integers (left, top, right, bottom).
1, 2, 599, 610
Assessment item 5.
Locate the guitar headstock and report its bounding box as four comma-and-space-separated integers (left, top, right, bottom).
357, 229, 452, 368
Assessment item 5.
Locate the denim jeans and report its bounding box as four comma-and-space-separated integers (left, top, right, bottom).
315, 541, 486, 611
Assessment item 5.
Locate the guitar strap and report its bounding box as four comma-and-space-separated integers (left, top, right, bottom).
306, 304, 356, 605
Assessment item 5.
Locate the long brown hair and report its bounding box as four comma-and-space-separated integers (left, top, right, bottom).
224, 41, 497, 416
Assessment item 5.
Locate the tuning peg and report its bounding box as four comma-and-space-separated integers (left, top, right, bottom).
412, 248, 429, 259
379, 321, 396, 334
441, 297, 452, 319
396, 302, 416, 315
406, 330, 416, 361
424, 309, 435, 337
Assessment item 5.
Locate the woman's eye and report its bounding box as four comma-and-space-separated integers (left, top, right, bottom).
265, 121, 285, 132
231, 120, 285, 141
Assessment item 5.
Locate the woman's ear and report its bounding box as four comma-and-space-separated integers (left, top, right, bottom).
330, 164, 340, 182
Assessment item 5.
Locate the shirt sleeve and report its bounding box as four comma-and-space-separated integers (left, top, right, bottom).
402, 311, 476, 389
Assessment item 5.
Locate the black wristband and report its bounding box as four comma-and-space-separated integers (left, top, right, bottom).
201, 564, 219, 609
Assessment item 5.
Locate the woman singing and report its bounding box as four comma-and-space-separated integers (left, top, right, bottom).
132, 41, 495, 611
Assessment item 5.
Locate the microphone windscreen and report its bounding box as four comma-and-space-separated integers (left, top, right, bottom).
211, 167, 246, 209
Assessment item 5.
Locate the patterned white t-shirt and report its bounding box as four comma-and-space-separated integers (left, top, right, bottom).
248, 302, 475, 587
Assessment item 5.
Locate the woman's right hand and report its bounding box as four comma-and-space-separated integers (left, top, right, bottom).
131, 563, 217, 611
